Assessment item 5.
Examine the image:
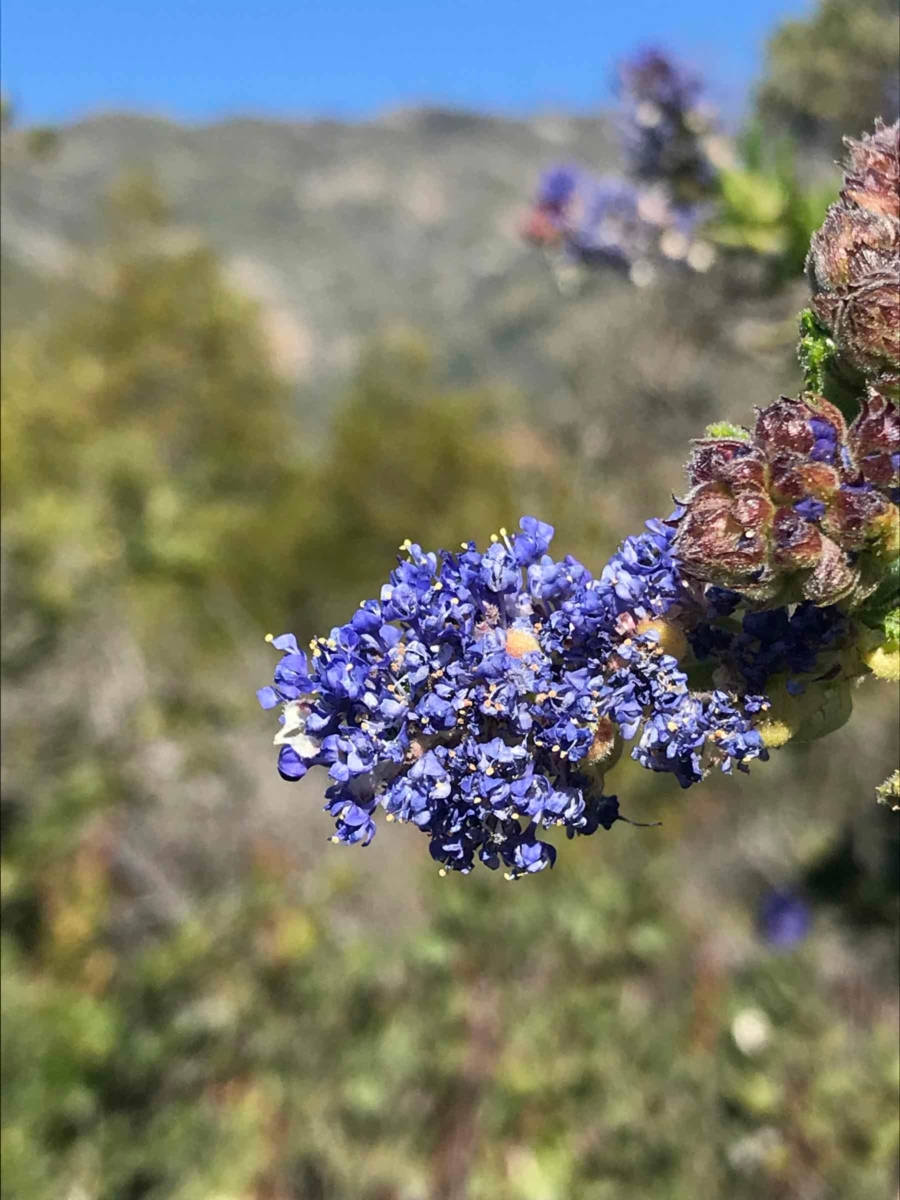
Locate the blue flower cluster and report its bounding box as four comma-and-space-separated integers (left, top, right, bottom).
691, 596, 849, 695
259, 518, 768, 877
617, 48, 720, 201
523, 50, 722, 284
523, 167, 648, 274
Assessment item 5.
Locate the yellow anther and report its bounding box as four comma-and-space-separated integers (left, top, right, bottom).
506, 628, 541, 659
499, 527, 508, 537
265, 633, 275, 643
490, 533, 499, 542
438, 868, 447, 877
758, 719, 796, 749
385, 813, 395, 822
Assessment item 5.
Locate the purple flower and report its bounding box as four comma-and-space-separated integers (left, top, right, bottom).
258, 514, 771, 876
758, 890, 812, 947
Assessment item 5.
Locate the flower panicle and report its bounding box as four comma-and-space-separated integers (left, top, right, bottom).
258, 516, 771, 877
521, 48, 720, 284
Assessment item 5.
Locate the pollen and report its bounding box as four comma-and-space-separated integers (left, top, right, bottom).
505, 628, 542, 658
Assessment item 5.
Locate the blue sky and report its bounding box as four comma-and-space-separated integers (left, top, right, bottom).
2, 0, 810, 125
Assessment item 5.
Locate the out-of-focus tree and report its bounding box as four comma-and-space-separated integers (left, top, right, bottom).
755, 0, 900, 152
0, 91, 60, 160
291, 330, 599, 630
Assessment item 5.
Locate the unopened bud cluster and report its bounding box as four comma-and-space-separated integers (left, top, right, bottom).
673, 393, 899, 607
806, 120, 900, 389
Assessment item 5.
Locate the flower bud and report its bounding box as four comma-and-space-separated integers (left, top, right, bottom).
875, 770, 900, 811
674, 394, 900, 607
806, 121, 900, 380
756, 672, 854, 748
864, 644, 900, 681
635, 616, 689, 660
580, 717, 623, 771
860, 609, 900, 681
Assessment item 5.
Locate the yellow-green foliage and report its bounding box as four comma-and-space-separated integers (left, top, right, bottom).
706, 126, 836, 282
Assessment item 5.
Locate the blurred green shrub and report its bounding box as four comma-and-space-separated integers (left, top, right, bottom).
3, 825, 898, 1199
706, 124, 836, 286
755, 0, 900, 152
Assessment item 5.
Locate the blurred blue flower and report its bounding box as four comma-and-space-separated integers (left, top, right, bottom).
758, 889, 813, 947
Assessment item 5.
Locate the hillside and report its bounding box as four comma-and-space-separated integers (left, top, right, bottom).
2, 106, 812, 525
1, 110, 619, 389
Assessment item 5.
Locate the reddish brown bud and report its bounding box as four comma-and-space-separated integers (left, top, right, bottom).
821, 487, 891, 550
755, 398, 816, 454
687, 439, 758, 484
850, 388, 900, 490
675, 389, 899, 608
806, 121, 900, 378
841, 123, 900, 222
773, 506, 823, 569
803, 537, 859, 606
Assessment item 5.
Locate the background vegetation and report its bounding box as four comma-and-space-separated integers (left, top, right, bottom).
2, 3, 898, 1197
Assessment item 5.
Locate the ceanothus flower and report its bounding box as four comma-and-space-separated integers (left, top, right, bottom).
259, 516, 769, 877
522, 49, 721, 285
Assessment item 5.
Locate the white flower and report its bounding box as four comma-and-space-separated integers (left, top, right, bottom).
731, 1007, 771, 1056
274, 699, 321, 759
